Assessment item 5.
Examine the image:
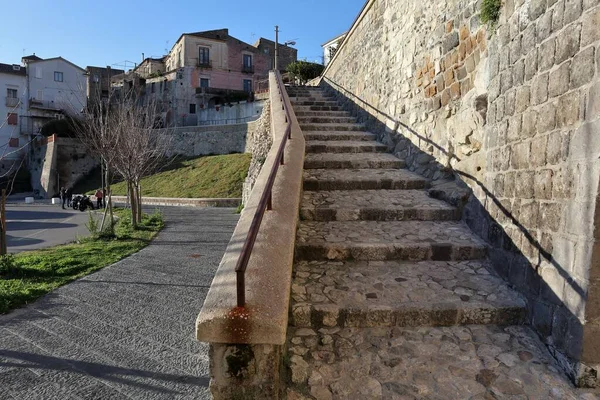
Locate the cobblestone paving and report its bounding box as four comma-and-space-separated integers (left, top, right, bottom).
286, 325, 599, 400
300, 190, 458, 221
303, 132, 377, 141
305, 141, 387, 154
0, 207, 238, 400
290, 260, 526, 329
303, 169, 428, 191
304, 153, 405, 169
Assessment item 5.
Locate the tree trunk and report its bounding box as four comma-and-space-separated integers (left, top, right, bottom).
105, 163, 114, 233
136, 182, 142, 224
129, 180, 137, 229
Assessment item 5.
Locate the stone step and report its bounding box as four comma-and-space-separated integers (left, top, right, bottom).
304, 153, 405, 170
294, 110, 351, 117
300, 190, 460, 221
289, 96, 336, 101
290, 260, 526, 329
292, 101, 340, 107
295, 220, 487, 261
305, 140, 387, 154
303, 169, 429, 191
303, 131, 377, 142
297, 116, 356, 124
299, 123, 366, 132
294, 105, 342, 112
285, 324, 580, 399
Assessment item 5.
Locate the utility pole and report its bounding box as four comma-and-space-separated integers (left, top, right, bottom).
274, 25, 279, 72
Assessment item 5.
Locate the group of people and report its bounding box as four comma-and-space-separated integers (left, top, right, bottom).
59, 187, 105, 210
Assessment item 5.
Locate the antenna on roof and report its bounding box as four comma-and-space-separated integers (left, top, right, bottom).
164, 40, 169, 55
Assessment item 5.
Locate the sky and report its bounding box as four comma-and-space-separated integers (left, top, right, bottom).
0, 0, 364, 70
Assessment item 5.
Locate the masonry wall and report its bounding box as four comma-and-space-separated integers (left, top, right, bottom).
163, 123, 251, 158
242, 100, 272, 205
322, 0, 600, 386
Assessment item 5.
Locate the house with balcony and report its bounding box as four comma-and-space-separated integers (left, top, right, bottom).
112, 28, 296, 127
21, 55, 87, 136
0, 62, 27, 161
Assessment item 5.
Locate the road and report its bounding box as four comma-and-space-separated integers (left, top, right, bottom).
5, 205, 94, 253
0, 206, 239, 399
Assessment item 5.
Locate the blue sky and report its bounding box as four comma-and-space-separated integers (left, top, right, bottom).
0, 0, 364, 70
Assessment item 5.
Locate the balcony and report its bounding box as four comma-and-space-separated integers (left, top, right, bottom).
197, 60, 212, 69
242, 64, 254, 74
5, 97, 19, 107
29, 98, 62, 111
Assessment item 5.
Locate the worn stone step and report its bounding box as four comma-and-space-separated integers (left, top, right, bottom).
295, 220, 487, 261
285, 324, 581, 399
289, 95, 336, 101
298, 116, 356, 124
300, 190, 460, 221
303, 169, 429, 191
305, 141, 387, 154
290, 260, 526, 329
303, 131, 377, 141
292, 100, 340, 107
294, 110, 351, 117
304, 153, 405, 170
294, 105, 342, 112
300, 123, 366, 132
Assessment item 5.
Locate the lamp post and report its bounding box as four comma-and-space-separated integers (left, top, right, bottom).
274, 26, 279, 72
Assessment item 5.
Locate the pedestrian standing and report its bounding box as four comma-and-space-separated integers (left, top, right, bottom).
95, 188, 104, 209
60, 187, 67, 209
66, 187, 73, 207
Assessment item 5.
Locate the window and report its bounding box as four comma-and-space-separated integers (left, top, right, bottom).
243, 54, 253, 68
35, 67, 42, 79
189, 104, 196, 114
54, 71, 63, 82
243, 79, 252, 93
7, 89, 17, 98
7, 113, 17, 125
200, 78, 209, 88
8, 138, 18, 148
198, 47, 210, 66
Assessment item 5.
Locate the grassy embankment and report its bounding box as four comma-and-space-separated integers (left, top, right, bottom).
75, 154, 251, 198
0, 209, 163, 314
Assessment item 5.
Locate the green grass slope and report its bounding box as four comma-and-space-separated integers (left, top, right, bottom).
108, 153, 252, 198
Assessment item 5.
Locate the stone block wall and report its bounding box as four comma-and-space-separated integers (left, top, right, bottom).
242, 100, 272, 205
162, 123, 253, 158
322, 0, 600, 386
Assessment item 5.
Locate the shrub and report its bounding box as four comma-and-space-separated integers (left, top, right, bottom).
481, 0, 502, 26
0, 254, 17, 276
85, 211, 99, 238
286, 61, 325, 84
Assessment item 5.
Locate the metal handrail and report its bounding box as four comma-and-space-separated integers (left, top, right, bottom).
234, 70, 292, 307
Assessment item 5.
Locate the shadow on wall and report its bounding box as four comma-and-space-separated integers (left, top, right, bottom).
320, 77, 596, 387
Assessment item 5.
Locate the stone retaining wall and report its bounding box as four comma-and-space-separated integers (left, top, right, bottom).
242, 100, 272, 205
323, 0, 600, 386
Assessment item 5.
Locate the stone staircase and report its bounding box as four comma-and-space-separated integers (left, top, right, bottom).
283, 86, 590, 399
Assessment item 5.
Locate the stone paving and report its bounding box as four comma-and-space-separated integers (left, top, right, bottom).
284, 86, 596, 399
0, 207, 238, 400
300, 190, 459, 221
303, 169, 428, 191
296, 220, 488, 261
305, 140, 387, 154
290, 260, 526, 329
286, 325, 598, 400
304, 153, 405, 169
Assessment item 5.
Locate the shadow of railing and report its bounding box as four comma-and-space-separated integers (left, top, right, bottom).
319, 76, 592, 385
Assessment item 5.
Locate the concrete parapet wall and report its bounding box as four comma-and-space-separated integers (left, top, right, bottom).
322, 0, 600, 387
111, 196, 240, 208
196, 72, 305, 398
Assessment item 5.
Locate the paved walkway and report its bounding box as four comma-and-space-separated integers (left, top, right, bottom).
6, 205, 93, 253
0, 207, 239, 400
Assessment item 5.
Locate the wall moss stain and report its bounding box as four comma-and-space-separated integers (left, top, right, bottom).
225, 344, 255, 380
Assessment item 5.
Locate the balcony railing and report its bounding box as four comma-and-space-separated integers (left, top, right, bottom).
5, 97, 19, 107
242, 64, 254, 73
197, 60, 212, 68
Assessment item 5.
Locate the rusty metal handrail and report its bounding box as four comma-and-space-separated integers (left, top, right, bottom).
234, 71, 292, 308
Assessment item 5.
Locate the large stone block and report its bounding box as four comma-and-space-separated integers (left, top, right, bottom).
534, 169, 553, 199
539, 201, 562, 231
564, 0, 584, 25
557, 90, 581, 128
551, 165, 573, 198
570, 47, 596, 89
555, 23, 582, 65
569, 119, 600, 160
553, 0, 566, 33
531, 73, 549, 105
539, 261, 568, 306
524, 47, 539, 81
538, 10, 554, 42
515, 170, 535, 198
548, 61, 571, 98
511, 141, 530, 169
515, 86, 531, 113
538, 101, 557, 134
521, 109, 538, 138
588, 81, 600, 122
581, 7, 600, 46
